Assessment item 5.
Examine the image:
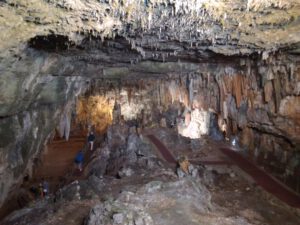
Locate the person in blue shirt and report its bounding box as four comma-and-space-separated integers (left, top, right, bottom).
88, 132, 95, 151
74, 150, 84, 172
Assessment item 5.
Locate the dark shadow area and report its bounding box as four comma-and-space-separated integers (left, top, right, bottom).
28, 34, 75, 52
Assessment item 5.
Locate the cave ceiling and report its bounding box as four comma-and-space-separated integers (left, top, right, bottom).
0, 0, 300, 64
0, 0, 300, 117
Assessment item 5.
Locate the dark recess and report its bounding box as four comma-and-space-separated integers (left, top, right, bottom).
28, 34, 74, 52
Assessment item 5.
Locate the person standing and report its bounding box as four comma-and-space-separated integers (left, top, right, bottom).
74, 150, 84, 172
38, 183, 44, 198
42, 178, 49, 197
88, 132, 95, 151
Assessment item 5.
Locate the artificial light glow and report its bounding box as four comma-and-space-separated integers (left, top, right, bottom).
76, 95, 114, 134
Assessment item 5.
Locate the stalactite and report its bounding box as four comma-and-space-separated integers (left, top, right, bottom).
157, 81, 161, 106
58, 103, 72, 141
232, 75, 243, 108
188, 75, 193, 106
264, 81, 273, 102
273, 77, 282, 113
64, 112, 71, 141
168, 80, 177, 103
127, 87, 132, 105
223, 100, 228, 120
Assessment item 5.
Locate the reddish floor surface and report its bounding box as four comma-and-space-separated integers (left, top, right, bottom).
32, 136, 86, 187
0, 135, 87, 220
220, 148, 300, 208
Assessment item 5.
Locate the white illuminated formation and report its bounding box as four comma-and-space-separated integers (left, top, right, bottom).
179, 99, 211, 139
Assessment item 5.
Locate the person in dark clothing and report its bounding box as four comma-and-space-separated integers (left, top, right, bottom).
42, 178, 49, 197
30, 186, 39, 198
88, 132, 95, 151
74, 150, 84, 172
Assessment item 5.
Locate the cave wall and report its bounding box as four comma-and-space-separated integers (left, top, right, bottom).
0, 49, 299, 207
186, 54, 300, 163
215, 54, 300, 163
87, 53, 300, 162
0, 49, 90, 207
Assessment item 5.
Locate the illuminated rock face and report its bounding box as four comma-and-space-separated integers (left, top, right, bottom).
180, 109, 211, 139
0, 0, 300, 208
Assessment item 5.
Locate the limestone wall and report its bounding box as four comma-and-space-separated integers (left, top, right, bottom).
0, 50, 299, 208
0, 49, 90, 207
88, 54, 300, 162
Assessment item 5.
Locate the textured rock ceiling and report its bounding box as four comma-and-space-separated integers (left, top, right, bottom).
0, 0, 300, 117
1, 0, 300, 58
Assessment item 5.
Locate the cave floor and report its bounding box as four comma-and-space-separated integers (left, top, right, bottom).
3, 174, 300, 225
32, 135, 86, 188
145, 128, 300, 207
143, 128, 300, 224
2, 127, 300, 225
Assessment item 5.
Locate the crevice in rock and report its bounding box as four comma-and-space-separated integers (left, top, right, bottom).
28, 35, 75, 52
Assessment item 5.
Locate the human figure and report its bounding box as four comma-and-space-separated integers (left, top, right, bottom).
74, 150, 84, 172
42, 178, 49, 197
113, 101, 121, 124
103, 132, 108, 143
38, 183, 44, 198
88, 132, 95, 151
30, 186, 39, 199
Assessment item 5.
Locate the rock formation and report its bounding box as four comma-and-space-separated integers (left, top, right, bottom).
0, 0, 299, 209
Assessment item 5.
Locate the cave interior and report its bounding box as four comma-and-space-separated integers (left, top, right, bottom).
0, 0, 300, 224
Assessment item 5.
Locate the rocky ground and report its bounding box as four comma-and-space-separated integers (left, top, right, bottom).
1, 125, 300, 225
